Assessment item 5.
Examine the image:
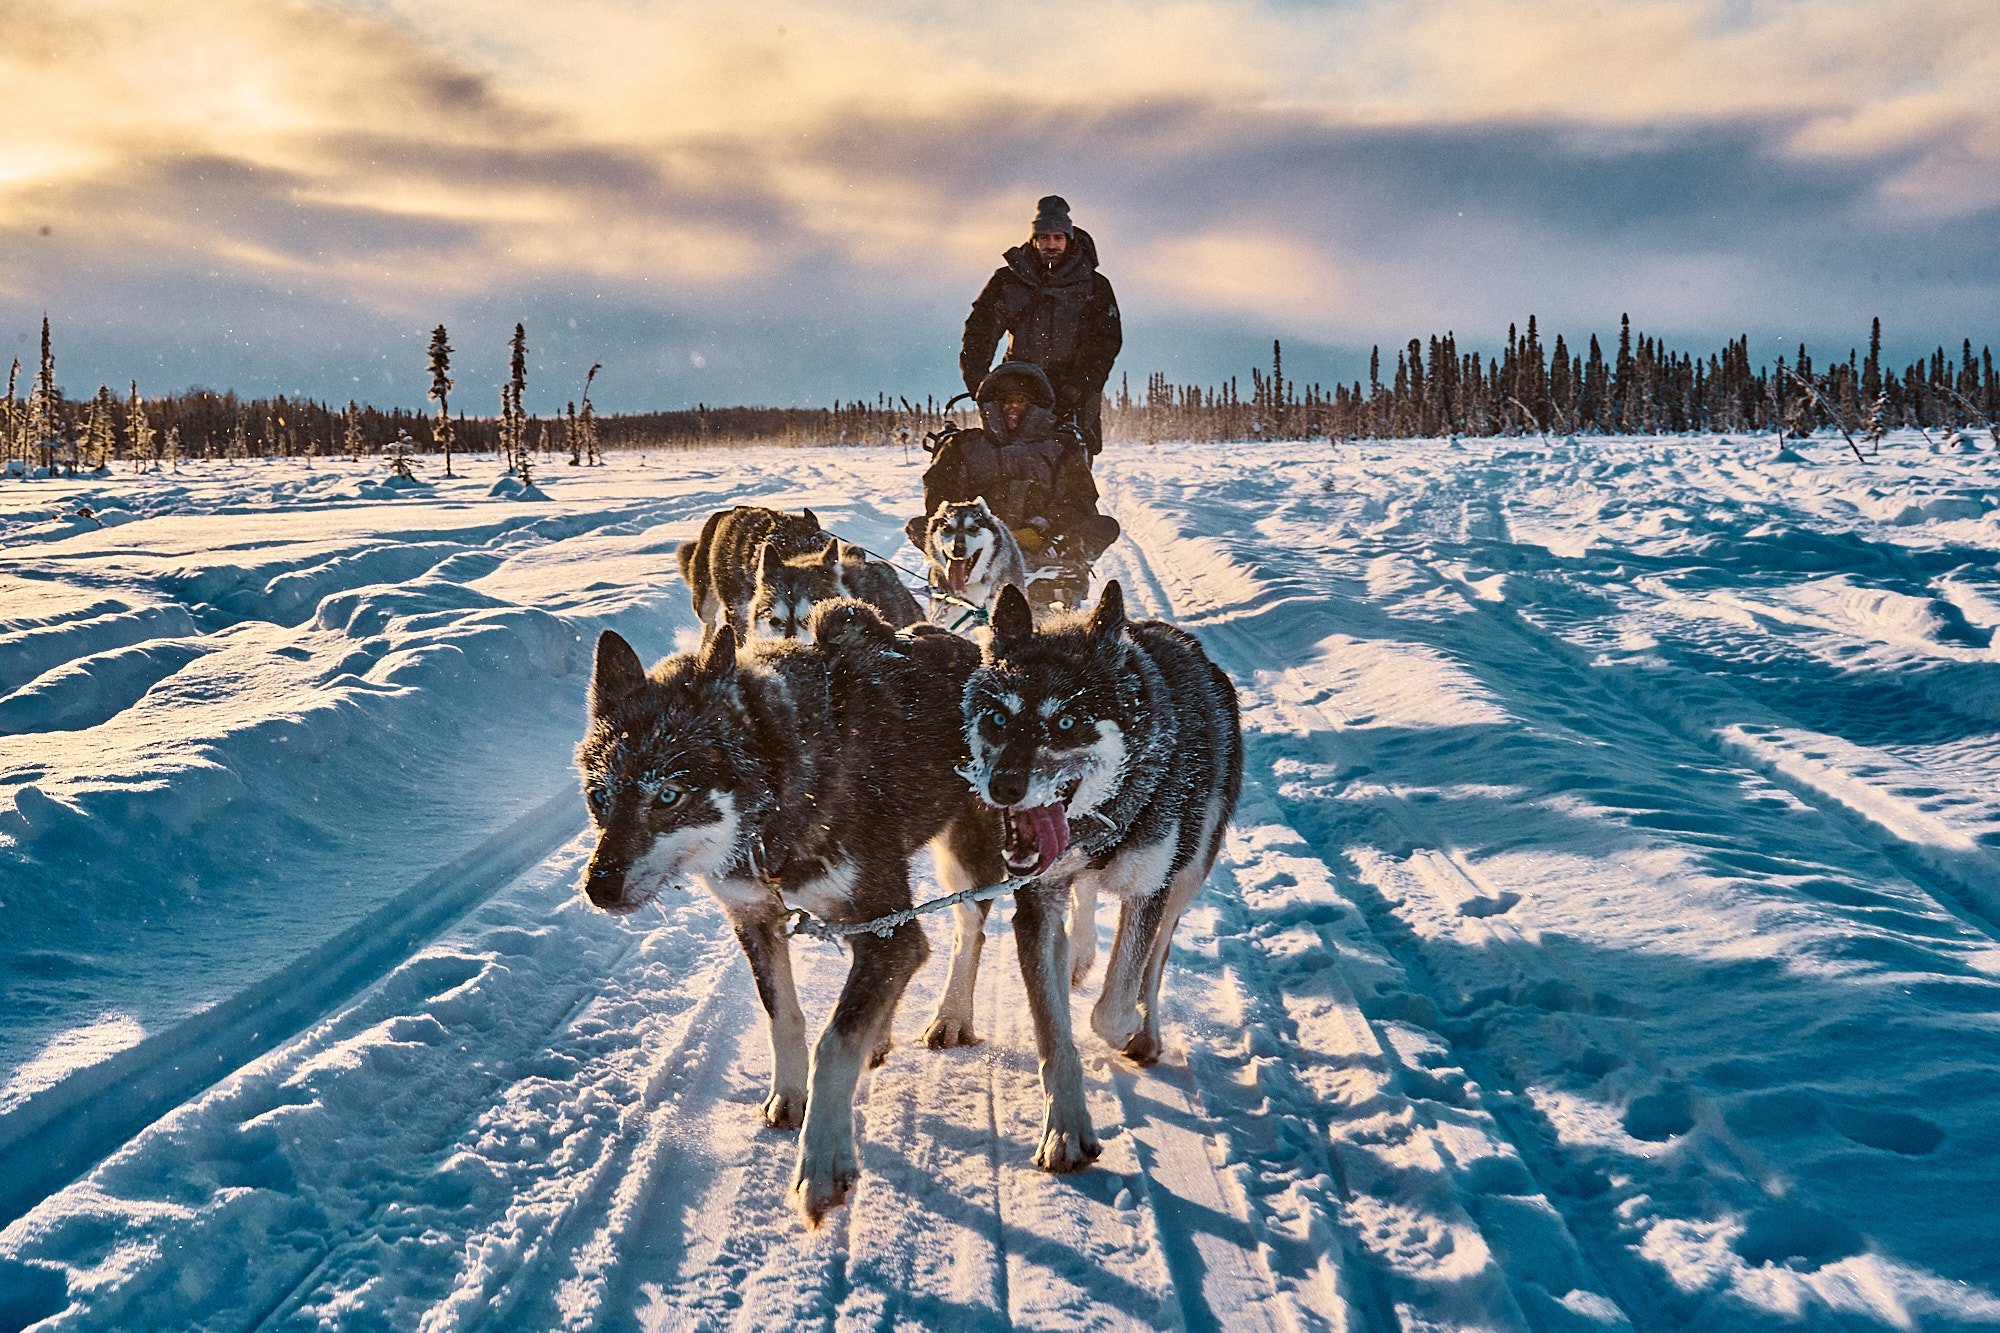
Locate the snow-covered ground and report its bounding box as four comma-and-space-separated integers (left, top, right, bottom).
2, 432, 1998, 1331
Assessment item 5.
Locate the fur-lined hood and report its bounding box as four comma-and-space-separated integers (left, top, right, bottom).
974, 362, 1059, 445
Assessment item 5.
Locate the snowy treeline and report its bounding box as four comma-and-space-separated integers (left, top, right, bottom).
5, 315, 1995, 466
1113, 317, 1999, 444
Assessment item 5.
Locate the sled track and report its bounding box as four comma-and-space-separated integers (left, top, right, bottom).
1102, 515, 1643, 1331
0, 786, 586, 1233
1104, 472, 2000, 1330
1424, 496, 2000, 945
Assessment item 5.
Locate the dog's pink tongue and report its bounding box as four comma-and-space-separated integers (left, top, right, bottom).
947, 558, 969, 593
1027, 802, 1069, 875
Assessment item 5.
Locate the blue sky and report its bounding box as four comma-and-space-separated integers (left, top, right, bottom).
2, 0, 1994, 413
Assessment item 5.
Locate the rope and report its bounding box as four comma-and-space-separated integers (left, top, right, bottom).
777, 871, 1034, 942
837, 535, 991, 630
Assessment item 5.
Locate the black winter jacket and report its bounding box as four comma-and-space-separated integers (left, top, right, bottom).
960, 228, 1123, 413
921, 404, 1102, 546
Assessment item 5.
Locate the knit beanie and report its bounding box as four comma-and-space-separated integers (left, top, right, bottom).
1031, 195, 1074, 237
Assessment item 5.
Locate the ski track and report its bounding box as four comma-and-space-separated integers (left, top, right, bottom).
5, 441, 2000, 1330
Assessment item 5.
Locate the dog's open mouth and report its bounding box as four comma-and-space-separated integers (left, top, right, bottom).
1002, 780, 1081, 876
946, 556, 972, 593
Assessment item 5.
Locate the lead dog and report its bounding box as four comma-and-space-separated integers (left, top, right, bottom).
953, 581, 1242, 1170
576, 602, 1002, 1223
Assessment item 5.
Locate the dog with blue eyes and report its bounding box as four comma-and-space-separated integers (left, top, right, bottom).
952, 580, 1242, 1172
575, 601, 1003, 1226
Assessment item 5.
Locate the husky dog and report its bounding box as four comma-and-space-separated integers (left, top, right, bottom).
955, 581, 1242, 1171
837, 541, 925, 629
678, 504, 824, 630
576, 602, 1003, 1224
904, 498, 1030, 635
747, 538, 924, 641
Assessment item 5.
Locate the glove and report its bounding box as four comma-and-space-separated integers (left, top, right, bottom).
1013, 525, 1046, 554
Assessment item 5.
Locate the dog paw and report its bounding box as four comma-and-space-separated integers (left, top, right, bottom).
1034, 1125, 1103, 1174
762, 1088, 806, 1131
868, 1035, 893, 1069
921, 1012, 981, 1048
1069, 951, 1095, 990
1120, 1030, 1162, 1066
792, 1154, 859, 1228
1090, 1003, 1141, 1053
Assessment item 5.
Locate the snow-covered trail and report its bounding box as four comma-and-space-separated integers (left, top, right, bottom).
2, 437, 1998, 1330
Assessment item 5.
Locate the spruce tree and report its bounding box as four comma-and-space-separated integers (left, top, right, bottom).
2, 358, 17, 472
580, 364, 602, 464
127, 381, 155, 470
30, 315, 60, 472
505, 323, 529, 474
427, 324, 455, 477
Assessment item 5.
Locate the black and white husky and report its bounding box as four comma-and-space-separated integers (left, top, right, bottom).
677, 504, 825, 631
576, 603, 1002, 1224
954, 581, 1242, 1171
905, 499, 1029, 635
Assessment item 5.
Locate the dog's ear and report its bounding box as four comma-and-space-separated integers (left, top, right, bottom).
759, 542, 783, 582
801, 507, 819, 530
904, 515, 927, 550
698, 618, 739, 680
1088, 580, 1127, 645
590, 630, 646, 715
990, 584, 1033, 654
818, 539, 840, 570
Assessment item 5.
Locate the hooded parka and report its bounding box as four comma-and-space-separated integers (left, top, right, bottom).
920, 363, 1114, 556
960, 228, 1122, 449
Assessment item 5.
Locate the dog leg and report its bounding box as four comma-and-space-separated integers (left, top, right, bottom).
731, 915, 809, 1130
922, 810, 1004, 1047
1114, 860, 1209, 1065
1091, 886, 1167, 1061
794, 919, 929, 1226
922, 901, 991, 1047
1067, 876, 1098, 989
1015, 881, 1101, 1172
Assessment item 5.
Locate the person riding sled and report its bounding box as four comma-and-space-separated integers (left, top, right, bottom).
910, 361, 1120, 612
960, 195, 1122, 456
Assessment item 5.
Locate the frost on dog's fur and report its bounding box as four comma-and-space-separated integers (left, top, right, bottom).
574, 604, 1003, 1225
955, 580, 1244, 1166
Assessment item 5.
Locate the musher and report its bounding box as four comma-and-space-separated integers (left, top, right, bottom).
960, 195, 1123, 456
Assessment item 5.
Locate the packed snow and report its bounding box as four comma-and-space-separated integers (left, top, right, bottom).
1, 431, 1998, 1331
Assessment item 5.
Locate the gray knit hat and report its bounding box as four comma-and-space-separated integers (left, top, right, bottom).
1031, 194, 1074, 237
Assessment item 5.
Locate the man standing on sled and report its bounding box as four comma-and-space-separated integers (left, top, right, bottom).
960, 195, 1123, 457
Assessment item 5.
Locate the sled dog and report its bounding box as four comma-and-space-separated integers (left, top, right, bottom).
747, 539, 923, 641
678, 504, 824, 631
953, 581, 1242, 1171
905, 498, 1030, 635
576, 602, 1002, 1224
836, 541, 925, 630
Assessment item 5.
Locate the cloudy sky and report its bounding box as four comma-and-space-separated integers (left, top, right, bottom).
2, 0, 1995, 414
